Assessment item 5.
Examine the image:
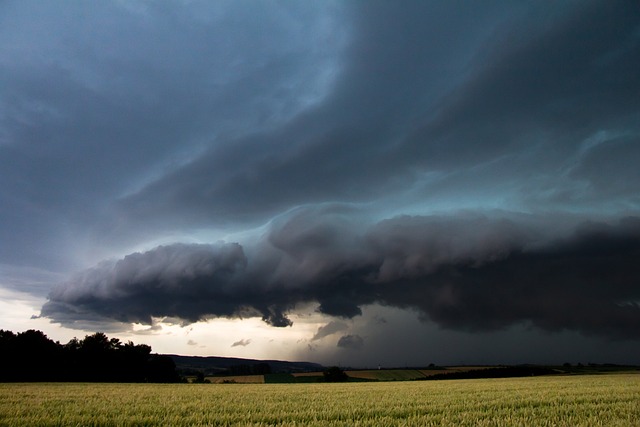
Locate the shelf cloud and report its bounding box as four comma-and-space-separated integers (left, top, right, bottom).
42, 213, 640, 339
2, 0, 639, 363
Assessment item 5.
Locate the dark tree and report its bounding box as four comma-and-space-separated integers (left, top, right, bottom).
146, 355, 181, 383
0, 329, 180, 383
0, 329, 75, 381
0, 330, 18, 381
118, 341, 152, 382
192, 372, 210, 383
229, 363, 272, 375
323, 366, 348, 382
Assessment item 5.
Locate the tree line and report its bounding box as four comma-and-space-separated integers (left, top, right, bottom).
0, 329, 180, 382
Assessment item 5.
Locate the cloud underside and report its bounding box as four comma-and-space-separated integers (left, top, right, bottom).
312, 321, 348, 341
337, 335, 364, 350
41, 213, 640, 339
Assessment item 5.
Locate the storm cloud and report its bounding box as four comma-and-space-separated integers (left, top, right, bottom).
2, 1, 640, 362
337, 335, 364, 350
312, 321, 349, 341
42, 214, 640, 339
113, 0, 640, 232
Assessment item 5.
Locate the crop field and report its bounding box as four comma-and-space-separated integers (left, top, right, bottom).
207, 375, 264, 384
343, 367, 488, 381
1, 374, 639, 426
345, 369, 430, 381
254, 367, 489, 383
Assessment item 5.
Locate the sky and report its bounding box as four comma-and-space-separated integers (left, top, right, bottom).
1, 0, 640, 367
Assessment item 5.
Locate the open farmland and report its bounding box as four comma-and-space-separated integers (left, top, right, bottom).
343, 367, 490, 381
1, 374, 638, 426
232, 366, 545, 383
345, 369, 431, 381
207, 375, 264, 384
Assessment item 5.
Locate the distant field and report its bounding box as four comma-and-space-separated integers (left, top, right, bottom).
345, 369, 429, 381
344, 367, 489, 381
206, 375, 264, 384
291, 366, 489, 382
1, 374, 639, 426
199, 365, 635, 384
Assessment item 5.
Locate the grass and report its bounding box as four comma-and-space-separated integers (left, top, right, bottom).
0, 374, 639, 426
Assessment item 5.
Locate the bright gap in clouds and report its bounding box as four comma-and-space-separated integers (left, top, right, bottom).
139, 307, 328, 361
0, 288, 79, 344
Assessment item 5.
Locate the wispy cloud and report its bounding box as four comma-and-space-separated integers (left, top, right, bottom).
312, 321, 348, 341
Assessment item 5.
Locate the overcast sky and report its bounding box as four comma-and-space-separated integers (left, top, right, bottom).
1, 0, 640, 367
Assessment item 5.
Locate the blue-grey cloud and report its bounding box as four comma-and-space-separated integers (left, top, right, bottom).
113, 0, 640, 236
0, 1, 347, 268
2, 1, 640, 362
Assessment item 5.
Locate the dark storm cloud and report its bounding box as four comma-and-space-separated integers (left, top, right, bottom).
377, 217, 640, 339
3, 0, 640, 359
337, 335, 364, 350
42, 243, 250, 325
42, 213, 640, 339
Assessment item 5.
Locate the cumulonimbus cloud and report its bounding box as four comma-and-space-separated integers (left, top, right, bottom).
41, 213, 640, 339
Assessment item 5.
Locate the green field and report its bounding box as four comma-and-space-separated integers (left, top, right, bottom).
1, 374, 638, 426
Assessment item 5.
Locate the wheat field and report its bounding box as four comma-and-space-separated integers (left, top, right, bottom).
1, 374, 638, 426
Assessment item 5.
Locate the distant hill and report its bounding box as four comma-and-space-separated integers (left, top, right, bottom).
168, 354, 323, 376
